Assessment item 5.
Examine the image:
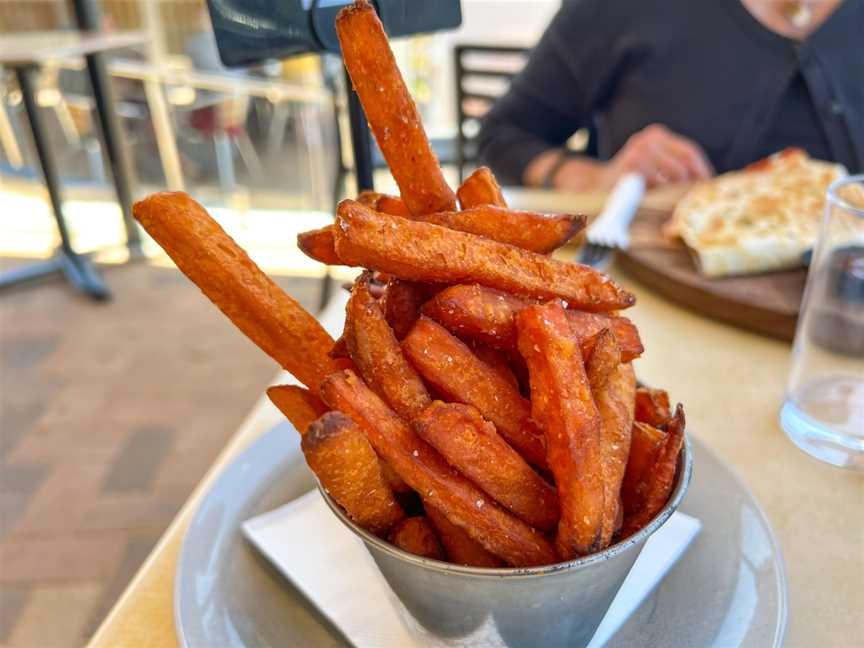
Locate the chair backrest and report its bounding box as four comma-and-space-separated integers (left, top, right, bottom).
453, 44, 528, 183
453, 43, 599, 184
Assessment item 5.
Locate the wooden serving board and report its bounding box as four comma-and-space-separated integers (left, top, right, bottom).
617, 208, 807, 341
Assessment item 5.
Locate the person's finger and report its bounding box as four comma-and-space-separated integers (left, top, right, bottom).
647, 144, 690, 184
664, 135, 714, 181
631, 158, 668, 188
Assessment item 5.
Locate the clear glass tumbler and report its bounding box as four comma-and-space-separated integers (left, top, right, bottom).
780, 175, 864, 469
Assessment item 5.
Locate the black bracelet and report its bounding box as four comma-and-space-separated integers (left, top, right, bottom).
542, 151, 571, 189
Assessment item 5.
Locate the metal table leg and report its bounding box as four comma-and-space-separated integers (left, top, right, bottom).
344, 66, 374, 193
84, 51, 142, 254
0, 65, 110, 300
73, 0, 141, 254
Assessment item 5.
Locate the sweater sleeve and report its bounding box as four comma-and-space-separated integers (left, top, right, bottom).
477, 0, 628, 185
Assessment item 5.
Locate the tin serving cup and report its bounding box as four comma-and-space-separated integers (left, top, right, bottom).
320, 435, 693, 647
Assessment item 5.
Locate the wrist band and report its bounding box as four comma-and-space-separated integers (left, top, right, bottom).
542, 151, 571, 189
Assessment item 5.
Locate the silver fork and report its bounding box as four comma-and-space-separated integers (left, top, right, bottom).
577, 173, 645, 268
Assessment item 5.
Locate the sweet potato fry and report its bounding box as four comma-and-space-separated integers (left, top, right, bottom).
357, 191, 412, 217
340, 313, 411, 496
327, 326, 408, 501
297, 226, 341, 265
413, 206, 585, 254
333, 200, 634, 311
591, 362, 636, 547
336, 2, 456, 216
425, 503, 503, 567
621, 405, 685, 537
634, 387, 672, 427
516, 302, 605, 558
468, 342, 520, 390
377, 194, 412, 217
329, 334, 350, 359
566, 310, 644, 361
303, 412, 405, 535
415, 402, 559, 531
388, 516, 445, 560
371, 270, 393, 285
585, 328, 622, 391
357, 190, 381, 207
346, 273, 431, 420
320, 370, 557, 567
381, 279, 431, 340
267, 385, 328, 434
133, 192, 340, 392
421, 284, 643, 357
402, 317, 548, 469
457, 167, 507, 209
621, 421, 666, 516
421, 284, 527, 351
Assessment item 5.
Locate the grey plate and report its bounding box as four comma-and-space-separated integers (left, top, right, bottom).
175, 424, 788, 648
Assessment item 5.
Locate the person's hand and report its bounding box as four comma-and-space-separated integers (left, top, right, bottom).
527, 124, 714, 192
605, 124, 714, 188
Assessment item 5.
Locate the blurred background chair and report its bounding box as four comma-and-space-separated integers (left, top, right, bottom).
453, 42, 598, 183
454, 44, 529, 182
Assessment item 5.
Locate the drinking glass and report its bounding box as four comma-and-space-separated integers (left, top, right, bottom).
780, 175, 864, 470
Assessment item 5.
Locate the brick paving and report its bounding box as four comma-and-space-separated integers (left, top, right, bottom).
0, 258, 320, 646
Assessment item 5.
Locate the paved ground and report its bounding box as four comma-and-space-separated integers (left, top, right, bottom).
0, 257, 322, 647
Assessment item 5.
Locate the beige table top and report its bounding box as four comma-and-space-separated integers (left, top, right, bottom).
0, 31, 148, 67
88, 188, 863, 648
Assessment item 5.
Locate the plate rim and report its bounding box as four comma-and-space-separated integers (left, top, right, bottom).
174, 425, 789, 648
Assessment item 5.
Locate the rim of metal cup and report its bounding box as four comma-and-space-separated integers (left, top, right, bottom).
319, 434, 693, 579
827, 174, 864, 219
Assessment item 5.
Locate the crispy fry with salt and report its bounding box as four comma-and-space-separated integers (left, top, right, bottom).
621, 405, 685, 536
381, 279, 431, 340
415, 402, 559, 531
457, 167, 507, 209
297, 226, 341, 265
267, 385, 328, 434
346, 273, 431, 420
566, 310, 644, 360
303, 412, 404, 535
516, 302, 605, 558
357, 191, 412, 217
320, 370, 557, 567
468, 342, 520, 390
402, 317, 547, 469
414, 206, 585, 254
634, 387, 672, 427
333, 200, 634, 311
388, 517, 446, 560
336, 2, 456, 216
133, 192, 340, 392
621, 421, 666, 516
591, 362, 635, 547
329, 334, 350, 359
425, 503, 503, 567
585, 329, 622, 390
421, 284, 643, 356
422, 284, 527, 350
377, 194, 412, 217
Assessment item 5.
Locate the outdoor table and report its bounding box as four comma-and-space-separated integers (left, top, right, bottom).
0, 31, 147, 299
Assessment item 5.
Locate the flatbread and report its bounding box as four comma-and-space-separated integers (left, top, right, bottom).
667, 148, 859, 277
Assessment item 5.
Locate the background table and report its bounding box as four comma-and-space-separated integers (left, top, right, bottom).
86, 246, 862, 647
0, 30, 146, 299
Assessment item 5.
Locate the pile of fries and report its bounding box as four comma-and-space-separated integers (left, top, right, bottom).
132, 1, 685, 568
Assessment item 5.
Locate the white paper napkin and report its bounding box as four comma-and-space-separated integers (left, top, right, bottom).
243, 490, 701, 647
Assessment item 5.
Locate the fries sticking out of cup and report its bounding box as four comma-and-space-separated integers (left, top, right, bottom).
131, 0, 687, 569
